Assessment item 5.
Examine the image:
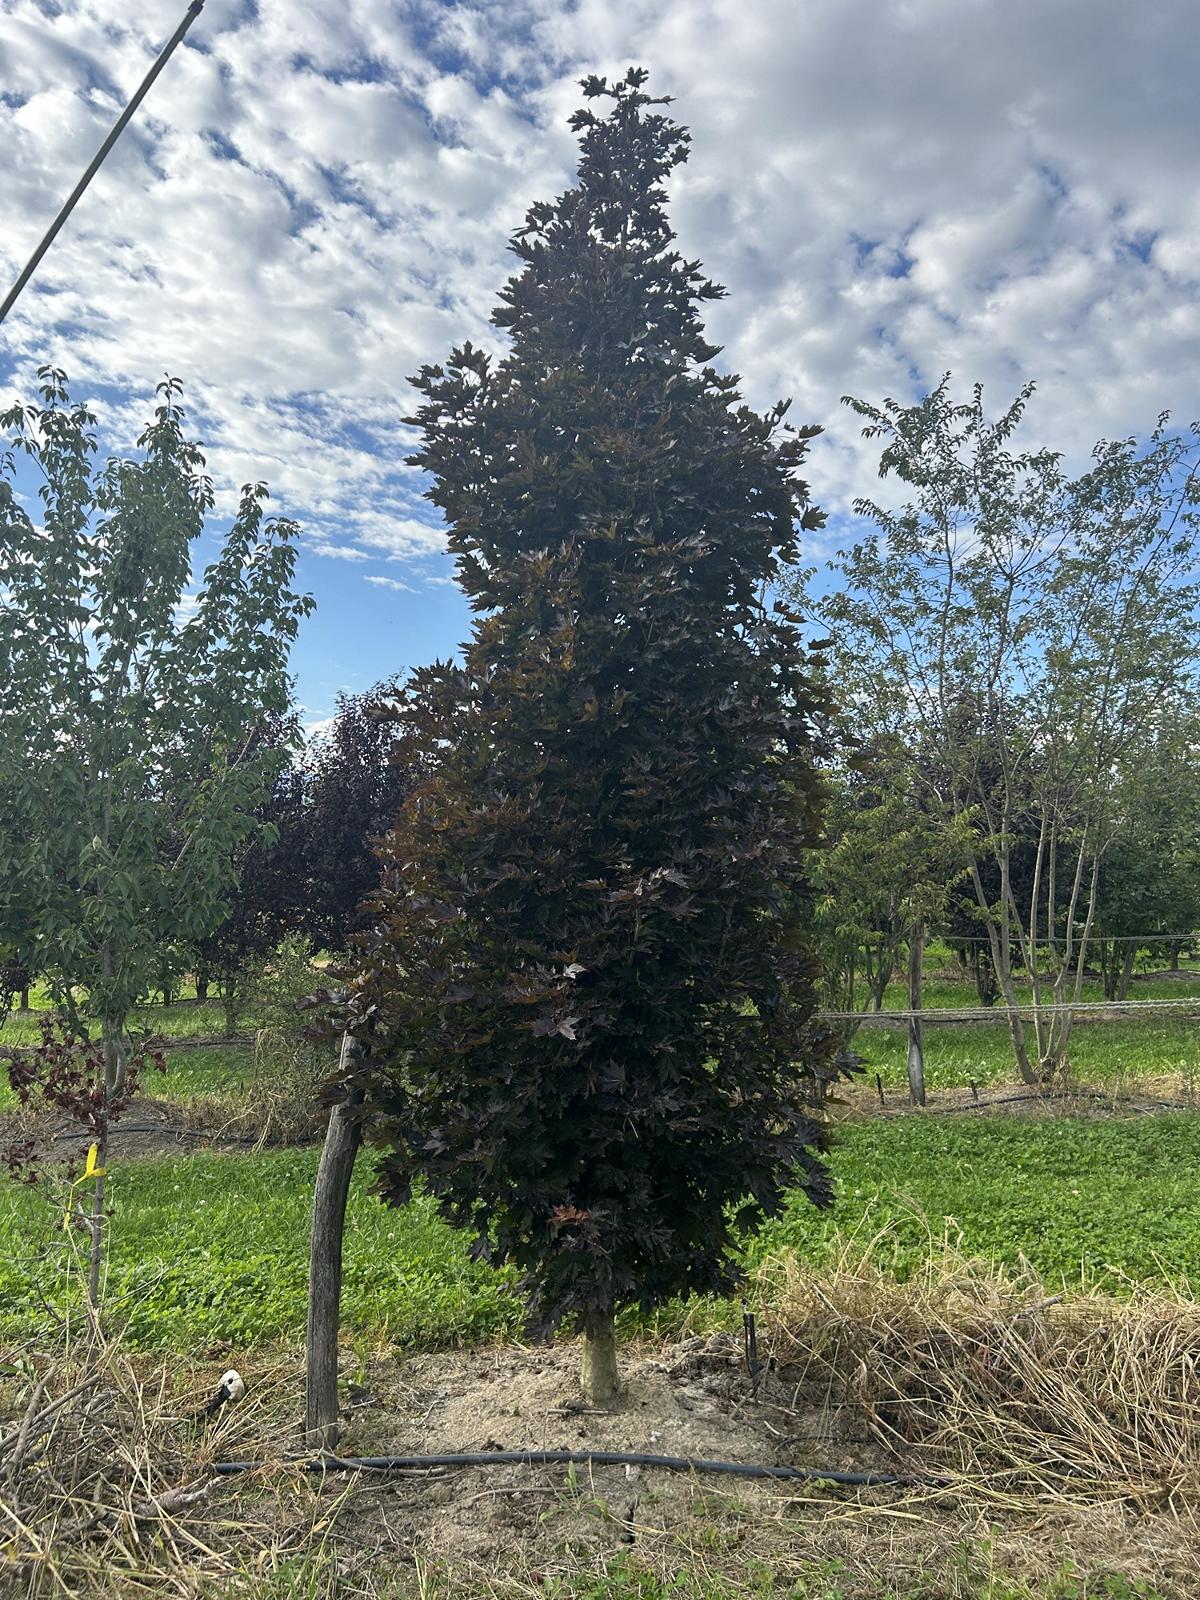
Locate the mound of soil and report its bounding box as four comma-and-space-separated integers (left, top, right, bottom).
241, 1331, 880, 1582
214, 1334, 1197, 1593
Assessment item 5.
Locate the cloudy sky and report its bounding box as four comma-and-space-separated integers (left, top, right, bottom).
2, 0, 1198, 724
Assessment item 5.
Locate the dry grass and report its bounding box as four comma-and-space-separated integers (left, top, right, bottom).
5, 1246, 1200, 1597
763, 1236, 1200, 1512
0, 1332, 327, 1598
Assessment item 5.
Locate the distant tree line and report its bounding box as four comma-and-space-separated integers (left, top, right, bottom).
790, 380, 1200, 1087
1, 678, 417, 1034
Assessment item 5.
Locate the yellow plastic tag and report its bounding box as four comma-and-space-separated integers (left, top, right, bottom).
62, 1143, 106, 1229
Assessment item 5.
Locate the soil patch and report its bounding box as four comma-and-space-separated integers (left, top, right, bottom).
202, 1335, 1200, 1594
0, 1096, 265, 1165
833, 1077, 1199, 1120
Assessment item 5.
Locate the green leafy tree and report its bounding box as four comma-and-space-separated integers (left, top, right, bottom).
0, 369, 312, 1301
815, 737, 968, 1018
192, 709, 309, 1036
814, 734, 969, 1104
339, 71, 837, 1400
798, 379, 1200, 1084
1094, 710, 1200, 996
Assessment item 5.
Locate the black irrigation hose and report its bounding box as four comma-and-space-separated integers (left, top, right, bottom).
930, 1090, 1197, 1116
50, 1123, 264, 1145
210, 1448, 938, 1489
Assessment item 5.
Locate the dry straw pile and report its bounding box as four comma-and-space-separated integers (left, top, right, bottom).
764, 1239, 1200, 1511
4, 1243, 1200, 1596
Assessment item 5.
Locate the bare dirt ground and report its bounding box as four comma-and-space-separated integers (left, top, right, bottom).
832, 1077, 1200, 1120
178, 1333, 1200, 1596
8, 1074, 1195, 1173
5, 1324, 1200, 1595
0, 1095, 263, 1165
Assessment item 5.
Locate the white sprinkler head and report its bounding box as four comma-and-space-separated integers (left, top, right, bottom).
220, 1369, 246, 1402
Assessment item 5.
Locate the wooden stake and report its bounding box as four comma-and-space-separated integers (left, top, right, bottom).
305, 1036, 363, 1450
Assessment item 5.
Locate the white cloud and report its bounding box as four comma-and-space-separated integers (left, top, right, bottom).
364, 573, 416, 592
310, 541, 373, 561
354, 517, 450, 560
2, 0, 1198, 568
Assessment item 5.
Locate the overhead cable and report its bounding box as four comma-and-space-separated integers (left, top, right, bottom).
0, 1, 207, 327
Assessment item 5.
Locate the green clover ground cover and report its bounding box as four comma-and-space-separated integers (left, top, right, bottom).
752, 1114, 1200, 1282
4, 1115, 1200, 1352
857, 1011, 1200, 1092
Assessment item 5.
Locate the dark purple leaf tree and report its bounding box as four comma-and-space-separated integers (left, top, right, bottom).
339, 71, 838, 1400
298, 679, 415, 954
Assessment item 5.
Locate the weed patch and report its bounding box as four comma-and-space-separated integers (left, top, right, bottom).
5, 1117, 1200, 1352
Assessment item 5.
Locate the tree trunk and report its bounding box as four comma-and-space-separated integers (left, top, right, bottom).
222, 982, 238, 1040
1170, 943, 1182, 974
89, 1019, 126, 1311
195, 973, 209, 1003
972, 947, 997, 1007
162, 983, 173, 1009
969, 861, 1039, 1086
306, 1038, 363, 1451
906, 919, 926, 1107
1116, 945, 1137, 1003
580, 1307, 619, 1405
86, 1129, 107, 1311
1100, 939, 1117, 1002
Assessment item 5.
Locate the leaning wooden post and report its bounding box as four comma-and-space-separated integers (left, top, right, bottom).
305, 1033, 364, 1451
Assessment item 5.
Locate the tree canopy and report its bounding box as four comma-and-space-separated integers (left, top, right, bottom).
0, 369, 310, 1295
337, 70, 837, 1391
795, 378, 1200, 1082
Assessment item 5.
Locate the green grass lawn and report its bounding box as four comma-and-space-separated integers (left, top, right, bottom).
0, 1147, 520, 1350
755, 1114, 1200, 1284
858, 1010, 1200, 1091
874, 941, 1200, 1012
5, 951, 1196, 1102
0, 993, 254, 1048
5, 1115, 1200, 1353
152, 1044, 258, 1098
0, 1041, 259, 1112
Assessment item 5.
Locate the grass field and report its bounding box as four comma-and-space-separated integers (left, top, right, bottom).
0, 993, 254, 1049
875, 955, 1200, 1011
3, 966, 1198, 1599
859, 1010, 1200, 1090
5, 960, 1199, 1103
5, 1114, 1199, 1352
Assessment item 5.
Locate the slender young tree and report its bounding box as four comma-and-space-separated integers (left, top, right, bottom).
795, 379, 1200, 1084
337, 71, 837, 1400
0, 370, 311, 1302
814, 738, 969, 1103
192, 710, 309, 1036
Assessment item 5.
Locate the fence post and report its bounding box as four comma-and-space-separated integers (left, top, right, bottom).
305, 1034, 364, 1451
906, 919, 927, 1107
